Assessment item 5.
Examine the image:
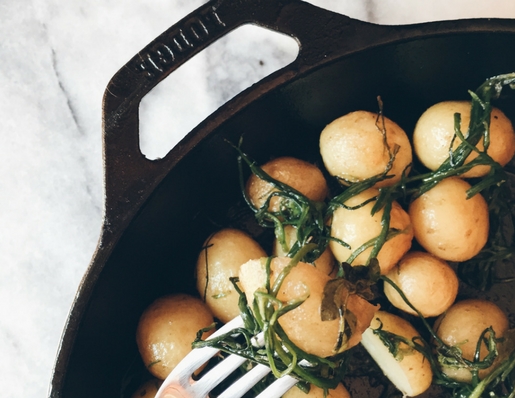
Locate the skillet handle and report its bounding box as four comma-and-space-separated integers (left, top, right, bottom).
101, 0, 384, 235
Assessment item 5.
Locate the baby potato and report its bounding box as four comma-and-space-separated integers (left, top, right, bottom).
319, 110, 412, 188
136, 294, 214, 380
130, 379, 162, 398
434, 299, 509, 382
245, 156, 328, 211
384, 251, 459, 317
196, 228, 266, 323
283, 383, 351, 398
273, 225, 336, 277
413, 101, 515, 178
408, 177, 488, 262
329, 188, 413, 274
239, 257, 378, 358
361, 311, 433, 397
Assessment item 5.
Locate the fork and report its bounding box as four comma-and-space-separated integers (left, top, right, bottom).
155, 316, 299, 398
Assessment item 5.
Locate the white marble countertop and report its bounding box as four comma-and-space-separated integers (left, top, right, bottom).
2, 0, 515, 396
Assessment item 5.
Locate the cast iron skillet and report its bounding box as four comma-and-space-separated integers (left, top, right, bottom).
49, 0, 515, 396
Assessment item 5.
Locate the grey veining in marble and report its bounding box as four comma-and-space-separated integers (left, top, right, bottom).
1, 0, 515, 396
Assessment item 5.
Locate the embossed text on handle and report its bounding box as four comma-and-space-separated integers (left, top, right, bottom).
133, 7, 226, 80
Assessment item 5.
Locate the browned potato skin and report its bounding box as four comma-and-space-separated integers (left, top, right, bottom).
413, 101, 515, 178
239, 257, 378, 358
196, 228, 266, 323
136, 294, 214, 380
434, 299, 509, 382
319, 110, 412, 188
273, 225, 336, 277
408, 177, 489, 262
384, 251, 459, 317
283, 383, 351, 398
130, 379, 162, 398
329, 188, 413, 274
364, 311, 433, 396
245, 156, 328, 211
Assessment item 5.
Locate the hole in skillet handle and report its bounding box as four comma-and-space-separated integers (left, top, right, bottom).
139, 24, 299, 161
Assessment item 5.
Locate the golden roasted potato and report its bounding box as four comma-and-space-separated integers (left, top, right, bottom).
434, 299, 509, 382
408, 177, 489, 262
245, 156, 328, 211
384, 251, 459, 317
413, 101, 515, 178
239, 257, 378, 358
136, 294, 214, 380
329, 188, 413, 274
319, 110, 412, 187
361, 311, 433, 397
196, 228, 266, 323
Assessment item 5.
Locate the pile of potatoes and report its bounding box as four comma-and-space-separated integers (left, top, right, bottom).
132, 101, 515, 398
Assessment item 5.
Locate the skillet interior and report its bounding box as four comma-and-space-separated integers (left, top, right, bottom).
59, 32, 515, 397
